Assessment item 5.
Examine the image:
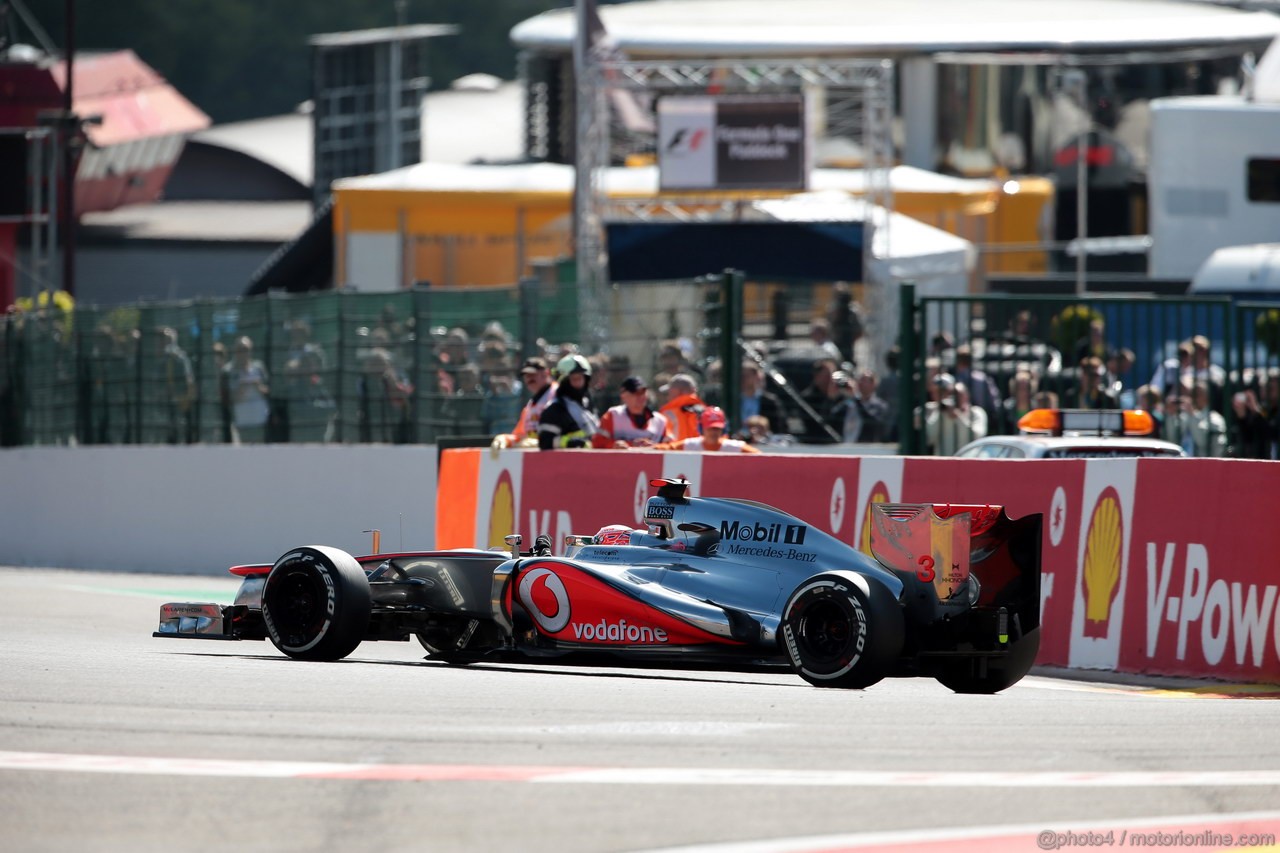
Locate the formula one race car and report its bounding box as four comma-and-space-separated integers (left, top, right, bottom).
155, 479, 1042, 693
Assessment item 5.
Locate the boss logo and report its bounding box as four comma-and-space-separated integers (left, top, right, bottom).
645, 504, 676, 519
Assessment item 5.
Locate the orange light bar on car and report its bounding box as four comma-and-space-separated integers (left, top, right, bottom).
1016, 408, 1061, 434
1017, 408, 1155, 437
1121, 409, 1155, 436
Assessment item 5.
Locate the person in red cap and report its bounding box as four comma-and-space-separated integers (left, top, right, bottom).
592, 375, 672, 448
655, 406, 762, 453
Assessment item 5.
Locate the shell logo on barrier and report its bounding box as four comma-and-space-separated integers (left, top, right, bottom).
487, 469, 516, 550
1081, 487, 1123, 638
859, 482, 890, 555
518, 567, 571, 633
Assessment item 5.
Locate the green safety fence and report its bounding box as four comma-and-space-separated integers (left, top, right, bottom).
0, 273, 757, 448
898, 285, 1280, 458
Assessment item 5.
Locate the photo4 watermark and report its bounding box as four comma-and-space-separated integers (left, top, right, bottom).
1038, 828, 1276, 849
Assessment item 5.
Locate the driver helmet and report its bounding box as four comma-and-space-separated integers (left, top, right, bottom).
556, 353, 592, 379
593, 524, 632, 545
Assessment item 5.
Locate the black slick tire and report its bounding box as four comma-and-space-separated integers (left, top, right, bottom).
781, 572, 904, 689
262, 545, 371, 661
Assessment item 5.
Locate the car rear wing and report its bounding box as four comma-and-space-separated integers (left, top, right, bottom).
870, 503, 1042, 633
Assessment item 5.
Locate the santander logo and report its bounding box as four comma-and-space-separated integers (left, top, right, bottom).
517, 568, 570, 633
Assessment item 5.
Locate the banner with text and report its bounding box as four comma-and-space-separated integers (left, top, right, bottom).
657, 94, 807, 191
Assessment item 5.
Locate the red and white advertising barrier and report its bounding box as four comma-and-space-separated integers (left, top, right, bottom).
437, 449, 1280, 683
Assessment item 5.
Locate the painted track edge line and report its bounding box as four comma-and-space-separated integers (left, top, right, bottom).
630, 810, 1280, 853
3, 753, 1280, 787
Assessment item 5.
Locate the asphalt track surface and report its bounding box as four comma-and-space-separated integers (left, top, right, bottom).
2, 567, 1278, 853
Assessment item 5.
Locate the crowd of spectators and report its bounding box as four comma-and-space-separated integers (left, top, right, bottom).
477, 284, 891, 453
4, 292, 1279, 459
911, 310, 1280, 459
340, 298, 1279, 459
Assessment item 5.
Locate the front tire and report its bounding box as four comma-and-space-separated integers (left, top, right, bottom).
262, 545, 371, 661
934, 627, 1041, 694
781, 572, 904, 689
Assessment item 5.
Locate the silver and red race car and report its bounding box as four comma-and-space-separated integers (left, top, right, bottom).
155, 479, 1043, 692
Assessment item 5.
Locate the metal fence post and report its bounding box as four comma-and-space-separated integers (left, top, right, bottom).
406, 287, 424, 444
334, 289, 346, 443
1226, 299, 1238, 402
519, 277, 540, 363
720, 268, 744, 433
898, 281, 917, 454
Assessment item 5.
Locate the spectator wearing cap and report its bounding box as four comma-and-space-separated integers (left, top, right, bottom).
658, 372, 707, 441
592, 376, 672, 448
1188, 334, 1227, 411
490, 356, 557, 450
656, 406, 761, 453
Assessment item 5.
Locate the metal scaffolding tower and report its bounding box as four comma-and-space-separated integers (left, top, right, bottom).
573, 56, 896, 347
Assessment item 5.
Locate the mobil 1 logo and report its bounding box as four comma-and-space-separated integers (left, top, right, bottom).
720, 520, 807, 545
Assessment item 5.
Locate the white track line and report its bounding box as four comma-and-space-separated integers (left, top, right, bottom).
2, 752, 1280, 787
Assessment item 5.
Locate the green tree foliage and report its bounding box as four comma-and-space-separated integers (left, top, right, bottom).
21, 0, 566, 123
1048, 303, 1103, 356
1256, 308, 1280, 355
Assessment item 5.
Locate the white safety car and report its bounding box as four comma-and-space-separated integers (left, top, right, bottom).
955, 409, 1187, 459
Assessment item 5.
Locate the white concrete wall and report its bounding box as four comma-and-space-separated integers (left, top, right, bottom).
0, 445, 437, 575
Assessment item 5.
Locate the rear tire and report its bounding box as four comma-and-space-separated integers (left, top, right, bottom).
781, 572, 904, 689
934, 627, 1041, 694
262, 546, 371, 661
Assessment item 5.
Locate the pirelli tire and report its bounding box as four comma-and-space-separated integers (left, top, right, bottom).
262, 546, 371, 661
934, 627, 1041, 694
781, 571, 904, 690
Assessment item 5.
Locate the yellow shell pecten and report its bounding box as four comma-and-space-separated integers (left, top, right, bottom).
1083, 495, 1122, 626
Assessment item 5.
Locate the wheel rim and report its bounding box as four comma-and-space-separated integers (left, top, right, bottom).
798, 599, 853, 663
269, 569, 327, 645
